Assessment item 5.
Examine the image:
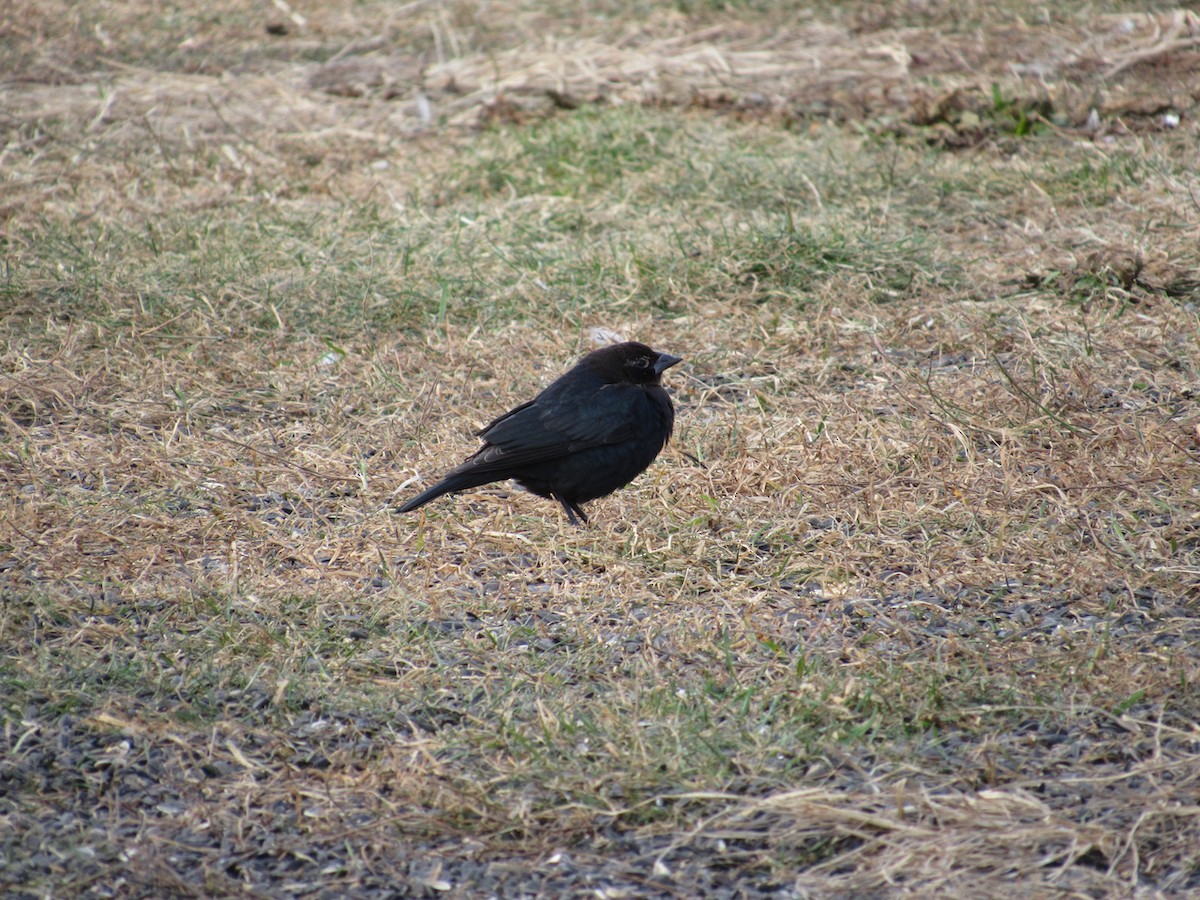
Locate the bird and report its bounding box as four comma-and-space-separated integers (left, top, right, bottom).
398, 341, 682, 525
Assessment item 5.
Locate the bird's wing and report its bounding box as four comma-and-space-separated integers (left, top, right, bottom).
467, 383, 641, 470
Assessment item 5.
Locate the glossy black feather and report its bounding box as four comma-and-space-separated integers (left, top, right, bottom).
398, 342, 681, 525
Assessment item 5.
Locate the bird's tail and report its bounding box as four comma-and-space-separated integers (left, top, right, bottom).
396, 472, 489, 514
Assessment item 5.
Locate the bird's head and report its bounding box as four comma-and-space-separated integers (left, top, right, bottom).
587, 341, 682, 386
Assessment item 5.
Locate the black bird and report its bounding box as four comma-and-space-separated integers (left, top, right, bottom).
398, 342, 682, 525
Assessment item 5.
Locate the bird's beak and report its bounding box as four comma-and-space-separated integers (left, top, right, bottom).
654, 353, 683, 375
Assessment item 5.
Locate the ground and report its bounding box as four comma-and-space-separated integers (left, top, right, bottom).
2, 1, 1199, 897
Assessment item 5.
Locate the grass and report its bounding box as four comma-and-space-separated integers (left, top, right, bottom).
4, 0, 1200, 896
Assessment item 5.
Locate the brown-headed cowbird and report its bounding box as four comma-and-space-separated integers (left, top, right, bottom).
398, 342, 682, 525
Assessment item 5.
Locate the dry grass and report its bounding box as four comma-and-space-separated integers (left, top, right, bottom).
3, 1, 1200, 897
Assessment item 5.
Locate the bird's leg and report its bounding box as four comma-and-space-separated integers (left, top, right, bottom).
553, 493, 588, 526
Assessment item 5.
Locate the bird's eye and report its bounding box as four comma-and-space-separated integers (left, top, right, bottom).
632, 357, 650, 368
